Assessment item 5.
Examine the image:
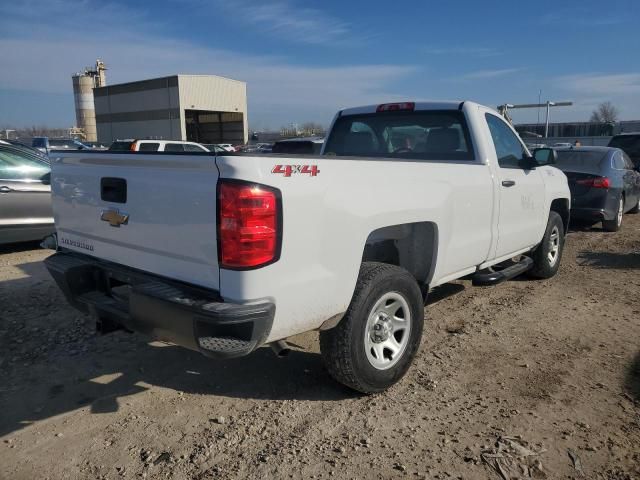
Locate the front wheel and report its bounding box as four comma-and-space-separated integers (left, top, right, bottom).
319, 262, 424, 394
528, 211, 565, 279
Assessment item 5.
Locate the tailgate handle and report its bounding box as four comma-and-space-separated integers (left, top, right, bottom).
101, 177, 127, 203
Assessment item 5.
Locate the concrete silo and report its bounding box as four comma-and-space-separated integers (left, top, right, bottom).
71, 60, 106, 142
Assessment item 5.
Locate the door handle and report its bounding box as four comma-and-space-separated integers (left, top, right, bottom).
0, 186, 13, 194
501, 180, 516, 187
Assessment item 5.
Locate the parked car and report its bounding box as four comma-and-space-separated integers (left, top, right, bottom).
553, 146, 640, 231
258, 143, 273, 153
108, 140, 209, 152
271, 137, 324, 154
32, 137, 89, 154
83, 141, 109, 150
0, 144, 54, 245
608, 133, 640, 169
45, 100, 570, 393
217, 144, 236, 152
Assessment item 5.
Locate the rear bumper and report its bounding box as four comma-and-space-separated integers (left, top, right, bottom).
570, 207, 606, 221
45, 251, 274, 359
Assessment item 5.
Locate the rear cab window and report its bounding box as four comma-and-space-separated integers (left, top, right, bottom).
323, 110, 475, 161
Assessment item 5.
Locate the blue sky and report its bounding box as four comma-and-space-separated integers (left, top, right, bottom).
1, 0, 639, 129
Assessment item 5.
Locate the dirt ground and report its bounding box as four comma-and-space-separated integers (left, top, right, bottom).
1, 216, 639, 480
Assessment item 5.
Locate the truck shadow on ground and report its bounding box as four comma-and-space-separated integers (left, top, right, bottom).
625, 352, 640, 402
576, 251, 640, 269
0, 241, 43, 255
0, 333, 356, 438
0, 256, 469, 438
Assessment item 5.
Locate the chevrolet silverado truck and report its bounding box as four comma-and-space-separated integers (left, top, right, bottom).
45, 101, 570, 393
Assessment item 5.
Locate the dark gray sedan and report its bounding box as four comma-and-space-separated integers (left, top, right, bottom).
0, 144, 54, 245
554, 146, 640, 231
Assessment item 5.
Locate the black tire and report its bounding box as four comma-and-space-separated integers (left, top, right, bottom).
319, 262, 424, 394
528, 211, 565, 279
628, 197, 640, 214
603, 195, 624, 232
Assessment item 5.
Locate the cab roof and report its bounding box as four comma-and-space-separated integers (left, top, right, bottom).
339, 101, 475, 117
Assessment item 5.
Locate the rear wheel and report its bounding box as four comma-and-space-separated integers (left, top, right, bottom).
603, 196, 624, 232
528, 211, 565, 279
319, 262, 424, 394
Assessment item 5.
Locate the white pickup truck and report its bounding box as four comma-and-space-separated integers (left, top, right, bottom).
45, 101, 570, 393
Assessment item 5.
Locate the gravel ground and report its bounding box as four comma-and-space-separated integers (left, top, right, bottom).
1, 216, 639, 480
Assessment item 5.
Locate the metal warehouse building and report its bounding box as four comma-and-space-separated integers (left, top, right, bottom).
94, 74, 247, 145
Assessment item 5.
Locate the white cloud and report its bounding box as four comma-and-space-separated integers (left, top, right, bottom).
540, 11, 626, 27
425, 46, 501, 57
457, 68, 524, 80
557, 73, 640, 96
209, 0, 359, 46
0, 0, 417, 128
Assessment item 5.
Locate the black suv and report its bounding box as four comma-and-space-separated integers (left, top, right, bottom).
608, 133, 640, 169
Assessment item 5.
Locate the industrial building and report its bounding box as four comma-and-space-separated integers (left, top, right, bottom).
71, 60, 107, 142
93, 74, 247, 145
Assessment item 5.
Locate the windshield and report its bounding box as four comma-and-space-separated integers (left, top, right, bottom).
554, 150, 608, 172
608, 135, 640, 157
323, 110, 474, 161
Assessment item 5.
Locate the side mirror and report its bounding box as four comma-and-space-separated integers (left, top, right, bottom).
533, 147, 557, 166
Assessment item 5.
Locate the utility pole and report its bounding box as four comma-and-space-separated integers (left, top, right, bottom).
544, 101, 554, 138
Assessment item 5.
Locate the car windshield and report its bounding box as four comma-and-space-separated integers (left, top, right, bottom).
608, 135, 640, 156
0, 146, 50, 181
323, 110, 474, 160
554, 150, 609, 171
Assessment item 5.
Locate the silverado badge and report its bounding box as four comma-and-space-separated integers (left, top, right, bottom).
101, 208, 129, 227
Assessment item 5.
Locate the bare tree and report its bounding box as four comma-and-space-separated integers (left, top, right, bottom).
590, 102, 619, 123
299, 122, 326, 136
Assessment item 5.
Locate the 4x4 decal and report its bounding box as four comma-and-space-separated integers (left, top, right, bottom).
271, 165, 320, 177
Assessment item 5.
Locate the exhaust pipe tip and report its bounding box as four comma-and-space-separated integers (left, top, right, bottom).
270, 339, 291, 358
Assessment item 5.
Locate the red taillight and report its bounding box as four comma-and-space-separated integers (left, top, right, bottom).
218, 180, 280, 269
576, 177, 610, 189
376, 102, 415, 113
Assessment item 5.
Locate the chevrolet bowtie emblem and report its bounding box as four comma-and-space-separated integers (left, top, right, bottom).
101, 208, 129, 227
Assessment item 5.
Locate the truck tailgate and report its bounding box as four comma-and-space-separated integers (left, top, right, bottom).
50, 152, 220, 290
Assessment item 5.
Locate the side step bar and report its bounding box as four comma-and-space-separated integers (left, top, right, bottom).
471, 257, 533, 287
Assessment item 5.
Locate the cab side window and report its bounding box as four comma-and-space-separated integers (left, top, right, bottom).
485, 113, 527, 168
